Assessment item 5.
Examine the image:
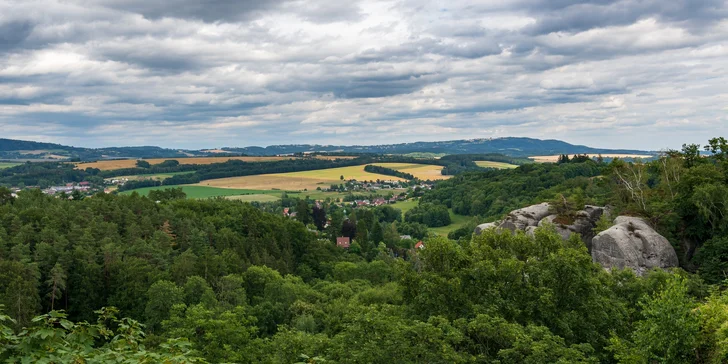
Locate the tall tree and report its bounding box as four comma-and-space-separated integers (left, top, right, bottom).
45, 262, 67, 311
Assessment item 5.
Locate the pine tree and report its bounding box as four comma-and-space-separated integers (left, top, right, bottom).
46, 262, 67, 311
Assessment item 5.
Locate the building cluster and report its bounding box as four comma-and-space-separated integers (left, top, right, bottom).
352, 195, 404, 208
42, 182, 91, 195
327, 179, 406, 193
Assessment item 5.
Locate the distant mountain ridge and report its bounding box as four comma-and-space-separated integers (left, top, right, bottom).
221, 137, 652, 157
0, 137, 653, 161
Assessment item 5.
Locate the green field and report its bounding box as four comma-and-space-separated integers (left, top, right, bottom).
0, 162, 20, 169
428, 209, 473, 236
475, 161, 519, 169
391, 199, 419, 215
120, 185, 297, 200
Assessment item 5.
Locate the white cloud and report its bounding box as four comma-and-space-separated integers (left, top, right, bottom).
0, 0, 726, 149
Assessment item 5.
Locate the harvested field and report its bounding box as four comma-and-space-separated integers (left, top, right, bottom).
225, 194, 281, 202
197, 164, 417, 191
77, 156, 295, 170
77, 155, 359, 170
371, 162, 449, 180
199, 174, 332, 191
530, 154, 654, 163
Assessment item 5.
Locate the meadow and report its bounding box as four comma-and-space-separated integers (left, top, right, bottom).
474, 161, 519, 169
0, 162, 21, 169
428, 209, 474, 236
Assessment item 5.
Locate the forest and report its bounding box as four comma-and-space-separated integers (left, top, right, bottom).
1, 138, 728, 363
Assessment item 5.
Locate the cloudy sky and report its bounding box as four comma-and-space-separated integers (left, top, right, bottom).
1, 0, 727, 150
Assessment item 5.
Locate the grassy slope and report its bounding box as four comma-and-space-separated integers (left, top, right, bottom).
0, 163, 21, 169
428, 209, 473, 236
391, 199, 419, 215
474, 161, 519, 169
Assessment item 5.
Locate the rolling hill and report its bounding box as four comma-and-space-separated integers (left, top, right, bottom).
0, 137, 653, 161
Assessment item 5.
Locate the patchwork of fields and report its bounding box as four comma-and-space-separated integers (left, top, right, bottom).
117, 162, 445, 200
77, 155, 358, 171
77, 156, 295, 170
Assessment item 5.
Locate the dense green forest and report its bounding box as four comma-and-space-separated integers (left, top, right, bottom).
1, 138, 728, 363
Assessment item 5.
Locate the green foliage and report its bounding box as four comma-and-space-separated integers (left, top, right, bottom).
609, 276, 699, 364
0, 306, 205, 363
148, 187, 187, 201
404, 202, 451, 227
421, 160, 604, 218
4, 141, 728, 363
136, 160, 152, 168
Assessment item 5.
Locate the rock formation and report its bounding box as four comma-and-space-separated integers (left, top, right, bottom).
591, 216, 679, 276
474, 204, 679, 275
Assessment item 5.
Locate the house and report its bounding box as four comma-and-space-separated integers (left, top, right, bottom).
373, 198, 386, 206
283, 207, 290, 217
400, 235, 412, 240
336, 237, 351, 248
79, 181, 90, 186
415, 241, 425, 249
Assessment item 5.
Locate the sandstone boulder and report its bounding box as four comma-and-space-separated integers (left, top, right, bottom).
591, 216, 679, 276
497, 203, 552, 232
474, 221, 500, 235
538, 205, 608, 249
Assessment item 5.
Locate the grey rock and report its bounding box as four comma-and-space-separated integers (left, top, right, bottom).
474, 221, 500, 235
497, 203, 552, 232
538, 206, 608, 249
591, 216, 679, 276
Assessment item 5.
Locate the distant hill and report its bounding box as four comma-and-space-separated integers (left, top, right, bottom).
0, 138, 199, 161
221, 137, 653, 157
0, 137, 654, 161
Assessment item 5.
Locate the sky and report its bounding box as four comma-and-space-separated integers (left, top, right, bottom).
0, 0, 727, 150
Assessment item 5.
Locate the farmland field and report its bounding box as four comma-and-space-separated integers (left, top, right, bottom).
77, 155, 359, 171
530, 154, 653, 163
119, 185, 295, 199
475, 161, 519, 169
0, 162, 20, 169
198, 165, 408, 191
77, 156, 296, 170
371, 163, 450, 180
224, 194, 281, 202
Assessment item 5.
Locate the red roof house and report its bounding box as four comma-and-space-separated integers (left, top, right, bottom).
415, 241, 425, 249
336, 237, 351, 248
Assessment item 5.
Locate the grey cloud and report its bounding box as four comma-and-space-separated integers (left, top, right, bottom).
0, 0, 725, 149
0, 20, 34, 51
522, 0, 728, 34
92, 0, 288, 22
